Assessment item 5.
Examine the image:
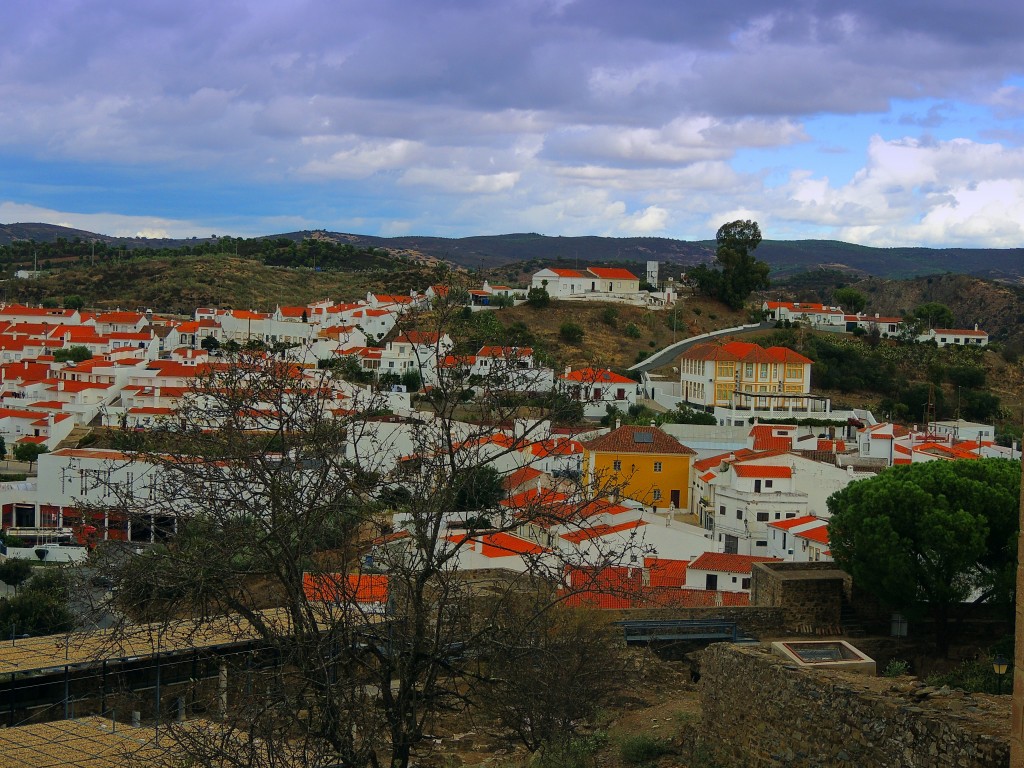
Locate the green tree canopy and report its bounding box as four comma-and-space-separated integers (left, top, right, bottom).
827, 459, 1020, 655
53, 345, 93, 363
13, 443, 48, 469
688, 220, 770, 310
911, 302, 956, 329
833, 287, 867, 313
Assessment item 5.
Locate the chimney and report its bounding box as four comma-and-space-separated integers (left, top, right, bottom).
615, 417, 621, 430
564, 366, 571, 377
847, 464, 854, 476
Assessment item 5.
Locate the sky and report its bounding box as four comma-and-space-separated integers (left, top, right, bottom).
2, 0, 1024, 248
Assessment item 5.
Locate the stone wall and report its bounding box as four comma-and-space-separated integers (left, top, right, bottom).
751, 562, 850, 633
698, 644, 1010, 767
612, 606, 784, 638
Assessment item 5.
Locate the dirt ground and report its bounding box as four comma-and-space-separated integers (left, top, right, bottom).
413, 650, 703, 768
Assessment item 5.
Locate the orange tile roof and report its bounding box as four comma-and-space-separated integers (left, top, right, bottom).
733, 464, 792, 479
693, 448, 757, 472
560, 367, 635, 384
644, 557, 688, 587
587, 267, 638, 280
447, 532, 547, 557
502, 466, 543, 491
547, 268, 585, 277
767, 515, 821, 531
302, 573, 389, 604
796, 525, 830, 545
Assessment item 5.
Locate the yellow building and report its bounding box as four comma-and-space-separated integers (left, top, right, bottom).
582, 425, 696, 511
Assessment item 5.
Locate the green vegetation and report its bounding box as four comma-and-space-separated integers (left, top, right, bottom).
620, 734, 675, 765
13, 443, 48, 470
559, 322, 585, 344
0, 559, 33, 593
828, 459, 1020, 655
925, 654, 1014, 695
882, 659, 910, 677
688, 220, 770, 310
910, 301, 955, 330
833, 286, 867, 313
527, 285, 551, 308
52, 345, 93, 363
0, 567, 74, 638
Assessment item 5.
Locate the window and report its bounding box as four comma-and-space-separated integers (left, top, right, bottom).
755, 540, 767, 547
785, 512, 796, 518
613, 460, 621, 472
741, 577, 751, 590
765, 480, 773, 489
736, 510, 743, 520
652, 490, 662, 501
719, 505, 726, 516
756, 512, 769, 522
653, 461, 662, 472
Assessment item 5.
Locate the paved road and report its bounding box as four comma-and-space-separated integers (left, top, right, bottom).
630, 320, 776, 372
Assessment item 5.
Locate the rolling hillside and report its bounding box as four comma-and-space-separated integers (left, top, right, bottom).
4, 223, 1023, 281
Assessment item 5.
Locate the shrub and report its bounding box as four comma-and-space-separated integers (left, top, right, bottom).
624, 323, 642, 339
534, 735, 607, 768
560, 322, 584, 344
620, 734, 674, 765
883, 658, 910, 677
601, 307, 619, 327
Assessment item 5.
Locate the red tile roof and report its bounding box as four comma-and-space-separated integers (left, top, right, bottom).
796, 525, 830, 545
733, 464, 792, 479
502, 466, 543, 491
768, 515, 821, 531
587, 267, 638, 280
645, 557, 688, 587
447, 532, 547, 557
560, 367, 635, 384
547, 268, 585, 277
303, 573, 389, 604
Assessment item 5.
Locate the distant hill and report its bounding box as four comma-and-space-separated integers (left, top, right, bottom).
3, 223, 1024, 281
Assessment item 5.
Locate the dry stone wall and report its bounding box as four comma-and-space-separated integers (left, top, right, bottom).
699, 644, 1009, 767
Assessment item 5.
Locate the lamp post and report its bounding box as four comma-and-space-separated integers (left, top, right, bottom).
994, 655, 1009, 695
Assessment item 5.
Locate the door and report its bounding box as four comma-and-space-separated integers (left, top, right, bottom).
670, 490, 680, 508
754, 479, 762, 493
705, 574, 718, 590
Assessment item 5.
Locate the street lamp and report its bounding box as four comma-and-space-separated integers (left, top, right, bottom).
993, 655, 1010, 695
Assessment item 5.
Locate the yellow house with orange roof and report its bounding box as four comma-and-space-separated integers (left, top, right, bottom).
582, 425, 696, 511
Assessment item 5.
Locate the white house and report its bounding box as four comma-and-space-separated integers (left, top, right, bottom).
559, 367, 639, 419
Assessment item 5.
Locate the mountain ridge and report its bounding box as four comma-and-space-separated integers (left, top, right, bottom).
3, 223, 1023, 281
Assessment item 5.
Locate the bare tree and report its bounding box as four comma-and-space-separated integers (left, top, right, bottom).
90, 289, 643, 768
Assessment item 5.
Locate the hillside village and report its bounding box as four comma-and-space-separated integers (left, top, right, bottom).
0, 260, 1011, 768
0, 268, 1007, 597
